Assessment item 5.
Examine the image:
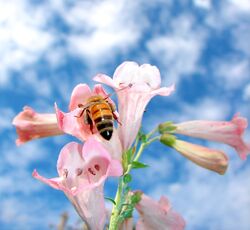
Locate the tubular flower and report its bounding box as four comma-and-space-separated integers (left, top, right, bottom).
94, 61, 175, 151
33, 138, 122, 230
135, 194, 185, 230
55, 83, 122, 160
174, 139, 228, 175
160, 134, 228, 174
12, 106, 64, 145
174, 114, 250, 160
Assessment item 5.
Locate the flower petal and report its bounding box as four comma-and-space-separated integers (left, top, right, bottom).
136, 194, 185, 230
69, 84, 92, 111
174, 114, 250, 160
55, 104, 93, 141
34, 138, 122, 230
93, 74, 118, 89
95, 61, 175, 151
173, 139, 229, 175
12, 106, 64, 145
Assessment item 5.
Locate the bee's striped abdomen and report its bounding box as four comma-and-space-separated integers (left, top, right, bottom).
90, 103, 113, 140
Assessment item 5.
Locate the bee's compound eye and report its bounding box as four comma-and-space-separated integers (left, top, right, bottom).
101, 130, 113, 140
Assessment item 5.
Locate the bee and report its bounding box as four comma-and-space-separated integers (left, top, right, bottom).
76, 84, 132, 140
76, 95, 118, 141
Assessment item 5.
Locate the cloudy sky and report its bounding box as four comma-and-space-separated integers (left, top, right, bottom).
0, 0, 250, 229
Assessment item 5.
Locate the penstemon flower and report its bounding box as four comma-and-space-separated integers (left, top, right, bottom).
160, 134, 229, 175
55, 83, 122, 160
12, 106, 64, 145
33, 137, 122, 230
94, 61, 175, 151
135, 193, 185, 230
172, 114, 250, 160
12, 61, 249, 230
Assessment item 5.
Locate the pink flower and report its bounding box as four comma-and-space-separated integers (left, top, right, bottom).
33, 137, 122, 230
173, 139, 228, 175
94, 61, 175, 150
135, 194, 185, 230
12, 106, 64, 145
174, 114, 250, 160
56, 83, 122, 160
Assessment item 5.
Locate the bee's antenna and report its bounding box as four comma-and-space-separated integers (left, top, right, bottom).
104, 83, 133, 100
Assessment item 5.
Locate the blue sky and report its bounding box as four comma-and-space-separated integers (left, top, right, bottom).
0, 0, 250, 229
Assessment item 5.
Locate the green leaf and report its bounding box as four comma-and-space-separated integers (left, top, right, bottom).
139, 134, 147, 143
130, 192, 142, 204
104, 197, 116, 205
123, 174, 132, 184
121, 209, 133, 219
131, 161, 149, 169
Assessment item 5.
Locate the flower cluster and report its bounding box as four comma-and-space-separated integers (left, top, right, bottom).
13, 61, 249, 229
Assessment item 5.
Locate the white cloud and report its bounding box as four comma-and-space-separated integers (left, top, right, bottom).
49, 0, 142, 65
213, 58, 250, 90
193, 0, 211, 9
0, 0, 54, 86
229, 0, 250, 12
0, 108, 15, 130
243, 83, 250, 101
232, 23, 250, 57
206, 0, 250, 29
147, 14, 207, 85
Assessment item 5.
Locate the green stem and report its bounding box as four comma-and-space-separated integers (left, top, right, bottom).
109, 179, 123, 230
108, 134, 160, 229
146, 126, 158, 140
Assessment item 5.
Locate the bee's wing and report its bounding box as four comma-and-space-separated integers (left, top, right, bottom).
78, 101, 99, 110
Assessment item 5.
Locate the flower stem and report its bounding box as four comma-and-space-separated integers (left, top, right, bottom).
109, 133, 159, 229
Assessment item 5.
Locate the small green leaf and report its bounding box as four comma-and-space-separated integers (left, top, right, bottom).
121, 209, 133, 219
131, 161, 149, 169
139, 134, 147, 143
104, 197, 116, 205
123, 174, 132, 184
130, 191, 142, 204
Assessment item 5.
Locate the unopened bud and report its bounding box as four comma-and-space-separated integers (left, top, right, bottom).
174, 140, 228, 175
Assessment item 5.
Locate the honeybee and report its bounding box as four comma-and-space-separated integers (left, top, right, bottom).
77, 95, 119, 140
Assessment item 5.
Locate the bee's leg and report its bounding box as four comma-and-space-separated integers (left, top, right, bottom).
84, 109, 94, 134
75, 109, 85, 118
108, 101, 122, 125
74, 104, 85, 118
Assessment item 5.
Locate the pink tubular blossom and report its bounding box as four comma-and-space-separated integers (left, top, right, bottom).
135, 194, 185, 230
55, 83, 122, 160
174, 114, 250, 160
12, 106, 64, 145
94, 61, 175, 151
33, 137, 122, 230
172, 139, 229, 175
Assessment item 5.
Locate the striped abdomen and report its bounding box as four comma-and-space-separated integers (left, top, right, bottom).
90, 102, 113, 140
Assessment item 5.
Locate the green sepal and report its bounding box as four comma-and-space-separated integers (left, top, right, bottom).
158, 121, 177, 134
160, 134, 176, 147
131, 161, 149, 169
